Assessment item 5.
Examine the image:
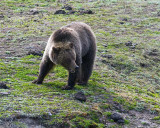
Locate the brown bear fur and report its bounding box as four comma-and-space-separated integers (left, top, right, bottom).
33, 22, 96, 90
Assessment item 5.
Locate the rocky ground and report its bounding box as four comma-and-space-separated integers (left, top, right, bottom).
0, 0, 160, 127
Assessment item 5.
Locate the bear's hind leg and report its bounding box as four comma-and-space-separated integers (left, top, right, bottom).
80, 53, 95, 85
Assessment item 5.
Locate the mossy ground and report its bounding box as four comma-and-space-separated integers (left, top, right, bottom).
0, 0, 160, 127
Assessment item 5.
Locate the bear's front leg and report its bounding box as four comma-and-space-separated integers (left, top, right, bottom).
62, 70, 79, 90
32, 58, 55, 84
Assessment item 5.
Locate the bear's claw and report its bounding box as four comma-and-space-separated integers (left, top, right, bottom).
61, 85, 73, 90
32, 79, 42, 84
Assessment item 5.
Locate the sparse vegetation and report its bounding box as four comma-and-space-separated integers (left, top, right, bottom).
0, 0, 160, 127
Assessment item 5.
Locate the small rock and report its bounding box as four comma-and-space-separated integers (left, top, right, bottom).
27, 50, 43, 56
157, 11, 160, 16
54, 10, 66, 14
74, 91, 86, 102
0, 82, 9, 89
110, 113, 124, 124
101, 59, 107, 64
35, 4, 39, 6
30, 9, 39, 15
102, 44, 108, 47
86, 10, 93, 14
140, 62, 148, 67
122, 18, 128, 21
0, 14, 4, 19
119, 21, 125, 24
125, 41, 133, 46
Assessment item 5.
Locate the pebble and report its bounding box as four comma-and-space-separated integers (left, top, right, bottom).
110, 113, 125, 124
74, 91, 86, 102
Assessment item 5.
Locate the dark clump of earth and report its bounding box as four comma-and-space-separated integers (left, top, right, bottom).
27, 50, 43, 56
0, 14, 4, 19
140, 62, 149, 68
54, 10, 66, 14
119, 21, 125, 24
125, 41, 133, 46
0, 82, 9, 89
78, 9, 94, 15
30, 9, 39, 15
102, 44, 108, 47
54, 5, 94, 15
122, 18, 128, 21
101, 54, 113, 59
110, 113, 125, 124
125, 41, 137, 49
74, 91, 86, 102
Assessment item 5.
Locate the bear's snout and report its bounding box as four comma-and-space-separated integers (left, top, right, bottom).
75, 65, 79, 70
69, 64, 79, 73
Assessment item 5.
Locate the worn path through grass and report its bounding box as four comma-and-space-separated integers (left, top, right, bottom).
0, 0, 160, 127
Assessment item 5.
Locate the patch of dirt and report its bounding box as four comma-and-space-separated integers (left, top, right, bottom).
0, 1, 160, 128
105, 110, 159, 128
0, 114, 73, 128
0, 116, 45, 128
0, 109, 159, 128
126, 110, 159, 128
27, 49, 43, 56
143, 48, 160, 62
0, 37, 47, 59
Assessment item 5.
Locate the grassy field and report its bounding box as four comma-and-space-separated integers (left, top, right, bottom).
0, 0, 160, 127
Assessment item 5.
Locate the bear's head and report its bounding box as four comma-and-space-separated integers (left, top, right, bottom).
49, 42, 79, 73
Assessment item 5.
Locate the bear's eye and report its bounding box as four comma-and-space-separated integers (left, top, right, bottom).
53, 47, 60, 54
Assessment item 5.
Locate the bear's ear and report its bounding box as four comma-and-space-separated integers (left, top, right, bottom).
69, 43, 73, 48
52, 47, 60, 54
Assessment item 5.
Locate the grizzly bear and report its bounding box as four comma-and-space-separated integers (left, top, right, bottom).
33, 22, 96, 90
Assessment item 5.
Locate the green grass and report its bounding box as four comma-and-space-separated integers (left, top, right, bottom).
0, 0, 160, 127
